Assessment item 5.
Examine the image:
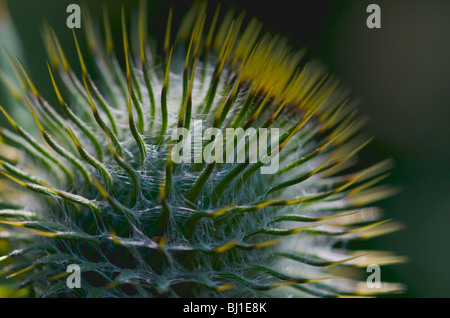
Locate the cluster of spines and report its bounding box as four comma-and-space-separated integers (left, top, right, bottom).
0, 0, 406, 297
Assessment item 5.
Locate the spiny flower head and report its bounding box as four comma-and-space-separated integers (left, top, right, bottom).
0, 1, 405, 297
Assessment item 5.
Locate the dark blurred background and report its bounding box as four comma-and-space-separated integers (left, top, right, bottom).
2, 0, 449, 297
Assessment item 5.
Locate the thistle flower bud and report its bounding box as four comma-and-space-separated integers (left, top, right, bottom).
0, 1, 405, 297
